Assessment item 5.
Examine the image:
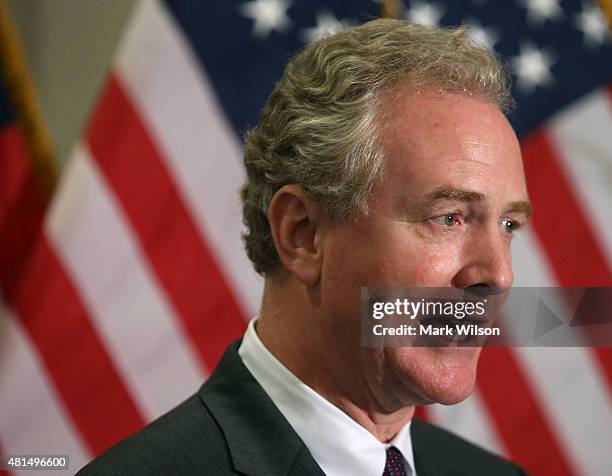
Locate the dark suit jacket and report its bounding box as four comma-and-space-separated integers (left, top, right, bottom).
78, 341, 528, 475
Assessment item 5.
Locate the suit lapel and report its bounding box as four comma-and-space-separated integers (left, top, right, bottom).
411, 418, 456, 476
199, 341, 325, 476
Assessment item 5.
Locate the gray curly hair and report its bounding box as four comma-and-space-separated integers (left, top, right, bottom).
241, 18, 513, 276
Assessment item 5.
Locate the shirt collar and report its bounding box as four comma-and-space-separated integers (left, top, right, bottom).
238, 318, 416, 476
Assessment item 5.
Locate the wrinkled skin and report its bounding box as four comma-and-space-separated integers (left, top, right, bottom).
259, 88, 530, 441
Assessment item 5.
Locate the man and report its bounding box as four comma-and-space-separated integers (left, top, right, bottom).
79, 19, 530, 475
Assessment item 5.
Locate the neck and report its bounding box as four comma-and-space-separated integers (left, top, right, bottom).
256, 276, 415, 442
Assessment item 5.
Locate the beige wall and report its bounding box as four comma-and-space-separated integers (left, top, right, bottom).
7, 0, 137, 166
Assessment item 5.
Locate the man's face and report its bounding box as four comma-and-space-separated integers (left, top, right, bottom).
315, 88, 529, 411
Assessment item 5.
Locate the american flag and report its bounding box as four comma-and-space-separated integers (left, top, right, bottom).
1, 0, 611, 475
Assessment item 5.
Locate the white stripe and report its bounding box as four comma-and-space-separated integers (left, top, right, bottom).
549, 87, 612, 269
514, 346, 612, 476
46, 144, 204, 421
509, 229, 577, 344
115, 0, 263, 317
0, 303, 89, 475
511, 227, 556, 287
505, 223, 612, 474
427, 389, 507, 457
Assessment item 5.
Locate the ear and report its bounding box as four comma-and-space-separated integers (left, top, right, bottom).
267, 184, 323, 286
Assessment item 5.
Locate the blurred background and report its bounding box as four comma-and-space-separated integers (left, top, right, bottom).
1, 1, 611, 475
7, 0, 136, 165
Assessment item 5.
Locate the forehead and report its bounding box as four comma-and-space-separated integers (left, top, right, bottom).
376, 88, 526, 200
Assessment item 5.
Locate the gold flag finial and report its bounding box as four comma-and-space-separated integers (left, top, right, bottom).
596, 0, 612, 28
381, 0, 402, 19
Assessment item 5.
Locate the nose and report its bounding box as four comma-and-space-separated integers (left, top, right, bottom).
452, 226, 514, 289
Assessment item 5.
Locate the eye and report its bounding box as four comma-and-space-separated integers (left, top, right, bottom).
501, 218, 521, 234
431, 213, 462, 227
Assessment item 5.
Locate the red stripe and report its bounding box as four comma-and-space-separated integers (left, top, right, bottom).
0, 126, 45, 299
0, 125, 31, 225
521, 129, 612, 286
11, 237, 146, 456
477, 348, 576, 476
86, 75, 247, 372
521, 129, 612, 388
413, 405, 429, 420
0, 123, 145, 456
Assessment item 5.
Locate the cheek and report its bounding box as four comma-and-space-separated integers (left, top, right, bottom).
385, 347, 482, 405
380, 231, 464, 287
320, 222, 465, 296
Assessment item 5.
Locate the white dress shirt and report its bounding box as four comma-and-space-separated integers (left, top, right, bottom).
238, 318, 416, 476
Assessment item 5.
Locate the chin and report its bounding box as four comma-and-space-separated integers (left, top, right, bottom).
387, 346, 482, 406
419, 364, 478, 405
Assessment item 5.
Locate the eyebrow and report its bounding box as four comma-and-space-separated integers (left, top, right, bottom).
403, 187, 532, 219
423, 188, 485, 203
506, 200, 532, 218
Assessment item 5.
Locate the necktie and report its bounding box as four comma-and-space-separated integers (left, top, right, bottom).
383, 446, 409, 476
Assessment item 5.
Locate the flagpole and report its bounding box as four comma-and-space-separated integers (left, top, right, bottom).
381, 0, 401, 19
0, 0, 57, 196
597, 0, 612, 28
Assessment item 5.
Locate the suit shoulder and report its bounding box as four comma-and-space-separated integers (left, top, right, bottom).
77, 393, 233, 475
412, 419, 528, 475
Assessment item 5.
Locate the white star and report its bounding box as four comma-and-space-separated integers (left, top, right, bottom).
511, 43, 556, 93
239, 0, 292, 39
301, 10, 351, 43
404, 1, 445, 26
519, 0, 563, 24
462, 17, 499, 50
575, 3, 610, 46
